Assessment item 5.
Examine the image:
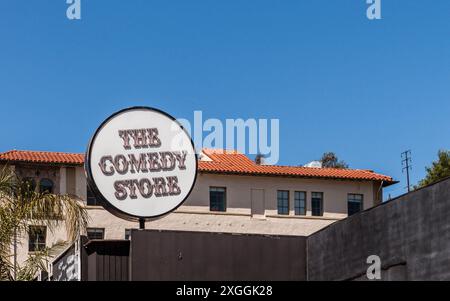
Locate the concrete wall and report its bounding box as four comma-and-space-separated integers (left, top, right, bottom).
307, 178, 450, 281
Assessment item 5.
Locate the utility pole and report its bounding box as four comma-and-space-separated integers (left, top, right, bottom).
402, 150, 412, 193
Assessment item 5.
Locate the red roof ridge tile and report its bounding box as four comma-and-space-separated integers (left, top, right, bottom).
0, 149, 83, 156
202, 148, 242, 155
0, 149, 84, 165
264, 164, 380, 174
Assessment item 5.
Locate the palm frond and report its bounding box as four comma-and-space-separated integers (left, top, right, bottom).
17, 240, 69, 281
0, 257, 13, 281
0, 165, 16, 196
0, 166, 90, 280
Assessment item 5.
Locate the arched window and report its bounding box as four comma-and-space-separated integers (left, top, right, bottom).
39, 178, 54, 194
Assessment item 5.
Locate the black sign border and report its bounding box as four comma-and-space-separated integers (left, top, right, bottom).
84, 106, 198, 222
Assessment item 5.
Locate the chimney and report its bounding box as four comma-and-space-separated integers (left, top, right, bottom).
255, 154, 264, 165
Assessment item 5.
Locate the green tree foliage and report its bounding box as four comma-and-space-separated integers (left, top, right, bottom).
0, 165, 89, 280
417, 150, 450, 188
320, 152, 349, 169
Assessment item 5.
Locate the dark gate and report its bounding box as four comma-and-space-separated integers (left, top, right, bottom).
84, 240, 130, 281
130, 229, 306, 281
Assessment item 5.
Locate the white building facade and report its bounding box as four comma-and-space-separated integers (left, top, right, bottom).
0, 148, 396, 266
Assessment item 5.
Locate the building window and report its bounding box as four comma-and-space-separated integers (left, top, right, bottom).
348, 194, 364, 216
87, 228, 105, 240
125, 229, 131, 240
277, 190, 289, 215
39, 178, 54, 194
210, 187, 226, 212
86, 185, 99, 206
294, 191, 306, 216
311, 192, 324, 216
29, 226, 46, 252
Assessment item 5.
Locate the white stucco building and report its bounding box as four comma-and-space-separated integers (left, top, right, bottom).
0, 148, 396, 266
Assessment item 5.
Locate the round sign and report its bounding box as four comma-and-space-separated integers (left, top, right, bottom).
85, 107, 198, 221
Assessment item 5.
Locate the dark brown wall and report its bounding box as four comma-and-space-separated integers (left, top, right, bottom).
84, 240, 130, 281
130, 230, 306, 281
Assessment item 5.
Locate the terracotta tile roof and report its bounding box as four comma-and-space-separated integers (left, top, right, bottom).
199, 149, 397, 186
0, 149, 397, 186
0, 150, 84, 165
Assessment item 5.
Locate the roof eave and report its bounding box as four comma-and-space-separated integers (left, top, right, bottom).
382, 180, 400, 187
0, 160, 83, 167
199, 169, 396, 184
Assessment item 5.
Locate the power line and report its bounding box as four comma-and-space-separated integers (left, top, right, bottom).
401, 150, 412, 192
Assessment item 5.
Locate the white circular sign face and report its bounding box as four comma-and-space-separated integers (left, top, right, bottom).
85, 107, 198, 220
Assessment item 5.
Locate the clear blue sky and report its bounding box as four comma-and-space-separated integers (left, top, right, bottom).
1, 0, 449, 199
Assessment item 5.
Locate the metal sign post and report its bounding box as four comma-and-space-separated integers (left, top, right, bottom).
139, 218, 145, 230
